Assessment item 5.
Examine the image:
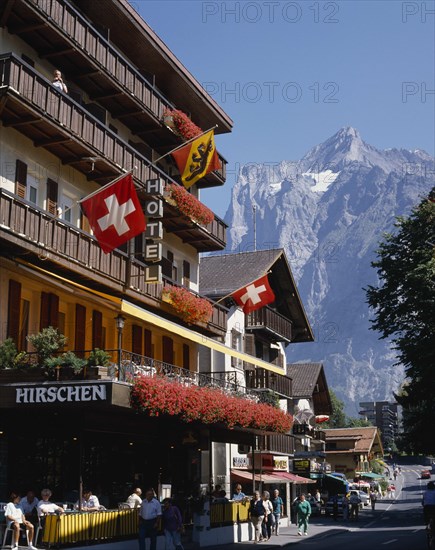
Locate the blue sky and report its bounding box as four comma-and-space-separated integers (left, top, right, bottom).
134, 0, 435, 218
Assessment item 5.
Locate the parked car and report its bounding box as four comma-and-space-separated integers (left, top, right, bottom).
307, 496, 322, 516
421, 469, 432, 479
325, 494, 345, 516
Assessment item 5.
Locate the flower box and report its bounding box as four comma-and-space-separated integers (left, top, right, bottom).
162, 108, 202, 141
162, 285, 213, 325
131, 375, 293, 433
164, 184, 214, 226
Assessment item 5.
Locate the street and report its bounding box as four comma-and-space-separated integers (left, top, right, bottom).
67, 464, 430, 550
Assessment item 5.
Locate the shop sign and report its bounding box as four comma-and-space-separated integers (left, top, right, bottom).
233, 456, 250, 469
273, 456, 289, 471
293, 459, 310, 474
16, 384, 107, 404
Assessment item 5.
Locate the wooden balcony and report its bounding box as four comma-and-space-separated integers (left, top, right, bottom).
245, 368, 292, 399
292, 424, 313, 438
312, 430, 326, 443
261, 434, 294, 455
245, 307, 292, 343
1, 0, 227, 187
0, 53, 226, 251
0, 189, 227, 337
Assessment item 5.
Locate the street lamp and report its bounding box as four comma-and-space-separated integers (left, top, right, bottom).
115, 314, 125, 381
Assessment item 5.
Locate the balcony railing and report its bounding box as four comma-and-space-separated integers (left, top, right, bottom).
261, 434, 294, 455
312, 430, 326, 443
245, 368, 292, 398
292, 424, 313, 438
245, 307, 292, 343
6, 0, 227, 187
0, 189, 227, 336
0, 53, 226, 251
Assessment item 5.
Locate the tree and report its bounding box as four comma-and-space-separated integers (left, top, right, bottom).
323, 390, 371, 429
366, 189, 435, 454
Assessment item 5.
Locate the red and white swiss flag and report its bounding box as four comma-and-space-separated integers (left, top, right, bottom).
231, 274, 275, 314
80, 173, 146, 254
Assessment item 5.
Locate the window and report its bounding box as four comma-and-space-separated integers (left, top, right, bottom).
60, 195, 74, 223
46, 179, 58, 215
231, 329, 242, 369
183, 260, 191, 286
19, 299, 30, 351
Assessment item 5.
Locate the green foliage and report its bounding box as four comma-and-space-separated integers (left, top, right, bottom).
257, 389, 280, 408
87, 348, 111, 367
0, 338, 18, 369
322, 389, 370, 429
379, 479, 388, 494
45, 351, 87, 372
369, 459, 384, 475
27, 327, 67, 366
366, 189, 435, 454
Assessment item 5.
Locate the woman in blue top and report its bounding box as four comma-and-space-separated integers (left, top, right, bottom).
271, 489, 284, 535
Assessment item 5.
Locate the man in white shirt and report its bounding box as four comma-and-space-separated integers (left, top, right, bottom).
37, 488, 65, 518
5, 492, 38, 550
76, 489, 100, 511
138, 488, 162, 550
127, 487, 142, 509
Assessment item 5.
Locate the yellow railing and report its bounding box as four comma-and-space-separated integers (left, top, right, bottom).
42, 509, 139, 544
210, 501, 250, 525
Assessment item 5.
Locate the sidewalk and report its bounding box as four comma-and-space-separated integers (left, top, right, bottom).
62, 516, 351, 550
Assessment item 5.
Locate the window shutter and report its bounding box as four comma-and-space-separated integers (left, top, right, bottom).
40, 292, 50, 330
231, 329, 238, 368
183, 260, 191, 285
243, 333, 256, 371
75, 304, 86, 356
46, 178, 58, 215
182, 343, 190, 370
92, 310, 103, 349
132, 324, 142, 356
49, 293, 59, 329
7, 279, 21, 345
144, 329, 153, 358
15, 160, 27, 199
162, 335, 174, 365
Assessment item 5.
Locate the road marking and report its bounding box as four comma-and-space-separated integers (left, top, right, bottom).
382, 539, 398, 545
363, 521, 376, 527
412, 528, 421, 533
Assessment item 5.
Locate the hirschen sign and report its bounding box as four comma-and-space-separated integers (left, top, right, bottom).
16, 384, 107, 404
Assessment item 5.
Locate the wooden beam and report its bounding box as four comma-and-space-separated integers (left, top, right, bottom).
40, 48, 75, 59
74, 70, 101, 79
34, 136, 71, 148
10, 22, 47, 34
91, 91, 123, 101
114, 109, 144, 119
0, 0, 16, 27
4, 115, 41, 127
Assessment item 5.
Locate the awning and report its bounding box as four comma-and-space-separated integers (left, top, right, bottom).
122, 300, 285, 374
356, 472, 384, 479
231, 470, 315, 484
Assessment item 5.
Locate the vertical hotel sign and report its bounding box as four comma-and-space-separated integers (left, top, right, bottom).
143, 178, 164, 283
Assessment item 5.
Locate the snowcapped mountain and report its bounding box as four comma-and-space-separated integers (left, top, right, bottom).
224, 127, 434, 415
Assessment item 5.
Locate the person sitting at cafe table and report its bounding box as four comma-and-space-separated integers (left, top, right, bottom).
5, 492, 38, 550
20, 490, 39, 523
37, 488, 65, 517
127, 487, 143, 509
75, 489, 100, 511
232, 484, 246, 501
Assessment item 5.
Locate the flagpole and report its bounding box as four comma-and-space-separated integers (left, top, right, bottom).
77, 170, 133, 204
154, 125, 218, 164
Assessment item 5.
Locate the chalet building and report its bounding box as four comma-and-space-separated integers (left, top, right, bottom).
323, 427, 384, 479
286, 363, 333, 480
0, 0, 295, 517
199, 250, 315, 523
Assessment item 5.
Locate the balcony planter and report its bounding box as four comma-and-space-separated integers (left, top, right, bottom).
131, 375, 293, 433
164, 184, 214, 226
162, 108, 202, 141
161, 285, 213, 325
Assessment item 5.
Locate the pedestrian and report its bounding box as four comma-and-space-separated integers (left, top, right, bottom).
314, 489, 321, 504
5, 492, 38, 550
390, 484, 396, 499
52, 69, 68, 93
138, 488, 162, 550
261, 491, 274, 541
127, 487, 142, 509
249, 490, 265, 543
423, 481, 435, 525
271, 489, 284, 535
370, 489, 377, 511
296, 494, 311, 536
342, 493, 350, 521
162, 498, 184, 550
349, 491, 361, 521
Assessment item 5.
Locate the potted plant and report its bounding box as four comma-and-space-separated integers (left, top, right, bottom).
27, 326, 67, 367
87, 348, 112, 380
164, 184, 214, 226
162, 285, 213, 325
162, 108, 203, 141
0, 338, 18, 370
45, 351, 87, 380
